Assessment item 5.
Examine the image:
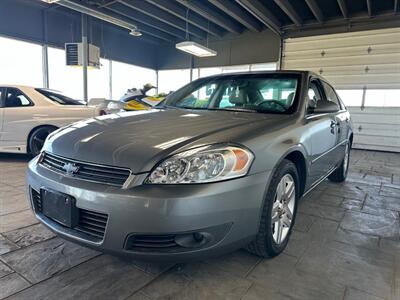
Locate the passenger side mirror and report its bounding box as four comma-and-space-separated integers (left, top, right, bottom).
309, 101, 339, 114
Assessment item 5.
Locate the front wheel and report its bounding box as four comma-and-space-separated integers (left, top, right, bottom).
247, 159, 299, 258
328, 141, 350, 183
28, 126, 56, 157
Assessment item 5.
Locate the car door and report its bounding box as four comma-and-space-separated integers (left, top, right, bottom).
1, 87, 36, 151
305, 78, 340, 184
320, 80, 350, 164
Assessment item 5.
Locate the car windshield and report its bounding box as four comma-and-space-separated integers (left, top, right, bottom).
162, 74, 300, 114
35, 88, 83, 105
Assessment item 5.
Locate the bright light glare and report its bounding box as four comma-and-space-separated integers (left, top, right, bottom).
176, 42, 217, 57
0, 37, 42, 87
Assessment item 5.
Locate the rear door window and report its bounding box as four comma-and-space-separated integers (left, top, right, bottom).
321, 81, 342, 109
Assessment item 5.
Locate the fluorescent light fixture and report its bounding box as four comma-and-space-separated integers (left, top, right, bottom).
129, 29, 142, 37
40, 0, 60, 3
176, 41, 217, 57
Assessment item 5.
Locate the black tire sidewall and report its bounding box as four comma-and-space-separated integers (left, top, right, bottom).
29, 127, 54, 157
264, 160, 300, 255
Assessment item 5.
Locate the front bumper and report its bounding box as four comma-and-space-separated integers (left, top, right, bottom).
26, 157, 271, 261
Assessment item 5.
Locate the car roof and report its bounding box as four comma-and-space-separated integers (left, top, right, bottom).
0, 84, 35, 89
196, 70, 312, 80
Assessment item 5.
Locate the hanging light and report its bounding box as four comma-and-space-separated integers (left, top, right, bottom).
129, 29, 142, 37
176, 41, 217, 57
40, 0, 60, 3
176, 8, 217, 57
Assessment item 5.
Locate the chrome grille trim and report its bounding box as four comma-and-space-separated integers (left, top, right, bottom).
40, 152, 131, 187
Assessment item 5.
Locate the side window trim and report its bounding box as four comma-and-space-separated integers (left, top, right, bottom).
4, 88, 34, 108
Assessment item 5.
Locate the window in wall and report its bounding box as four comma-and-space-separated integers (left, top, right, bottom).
221, 65, 250, 73
157, 69, 190, 94
198, 62, 277, 79
336, 90, 363, 107
88, 58, 110, 100
0, 37, 42, 87
192, 68, 200, 81
364, 89, 400, 107
250, 63, 277, 71
199, 67, 223, 78
48, 47, 84, 100
112, 60, 156, 99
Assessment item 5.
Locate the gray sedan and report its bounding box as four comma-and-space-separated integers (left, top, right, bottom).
26, 71, 352, 261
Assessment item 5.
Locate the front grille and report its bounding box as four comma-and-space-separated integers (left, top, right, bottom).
31, 189, 42, 212
126, 235, 179, 250
75, 209, 108, 241
31, 188, 108, 242
40, 152, 131, 187
128, 234, 177, 248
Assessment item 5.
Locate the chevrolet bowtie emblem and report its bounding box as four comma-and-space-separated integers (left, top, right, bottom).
62, 162, 80, 176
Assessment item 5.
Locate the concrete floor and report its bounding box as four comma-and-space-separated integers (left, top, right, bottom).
0, 150, 399, 300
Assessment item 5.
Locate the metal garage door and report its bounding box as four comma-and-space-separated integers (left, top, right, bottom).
282, 28, 400, 152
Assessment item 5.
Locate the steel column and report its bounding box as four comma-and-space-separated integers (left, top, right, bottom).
82, 14, 89, 103
42, 45, 49, 88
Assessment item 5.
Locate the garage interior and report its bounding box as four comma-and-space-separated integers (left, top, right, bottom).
0, 0, 400, 299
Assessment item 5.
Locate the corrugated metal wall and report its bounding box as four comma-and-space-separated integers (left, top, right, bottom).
349, 107, 400, 153
282, 28, 400, 152
283, 28, 400, 89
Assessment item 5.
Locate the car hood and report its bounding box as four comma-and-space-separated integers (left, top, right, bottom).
44, 108, 282, 173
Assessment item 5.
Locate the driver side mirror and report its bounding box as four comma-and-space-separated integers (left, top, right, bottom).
308, 101, 339, 114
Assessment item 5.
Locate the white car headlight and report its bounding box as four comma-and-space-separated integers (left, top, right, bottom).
146, 145, 254, 184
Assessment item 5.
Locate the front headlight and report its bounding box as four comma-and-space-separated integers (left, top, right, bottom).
145, 144, 254, 184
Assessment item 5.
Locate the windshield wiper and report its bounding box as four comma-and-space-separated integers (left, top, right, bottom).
177, 106, 209, 110
208, 107, 258, 113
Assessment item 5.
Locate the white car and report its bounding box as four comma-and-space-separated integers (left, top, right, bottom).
0, 85, 97, 156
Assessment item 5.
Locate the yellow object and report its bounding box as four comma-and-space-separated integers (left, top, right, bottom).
123, 100, 150, 111
141, 96, 164, 106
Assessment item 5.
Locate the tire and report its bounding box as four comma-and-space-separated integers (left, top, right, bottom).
247, 159, 299, 258
28, 126, 56, 157
328, 141, 350, 183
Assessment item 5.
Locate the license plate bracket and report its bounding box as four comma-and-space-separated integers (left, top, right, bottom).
41, 189, 79, 228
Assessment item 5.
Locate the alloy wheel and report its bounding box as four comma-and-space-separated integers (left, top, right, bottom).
271, 174, 296, 245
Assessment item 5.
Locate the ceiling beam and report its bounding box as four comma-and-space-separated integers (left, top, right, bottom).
235, 0, 281, 36
119, 0, 208, 39
366, 0, 372, 17
97, 0, 119, 8
103, 6, 180, 42
208, 0, 263, 32
337, 0, 349, 19
145, 0, 225, 37
304, 0, 324, 23
106, 3, 187, 40
176, 0, 243, 34
273, 0, 302, 26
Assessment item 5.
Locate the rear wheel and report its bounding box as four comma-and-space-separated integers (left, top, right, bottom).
247, 159, 299, 258
28, 126, 56, 157
328, 141, 350, 183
